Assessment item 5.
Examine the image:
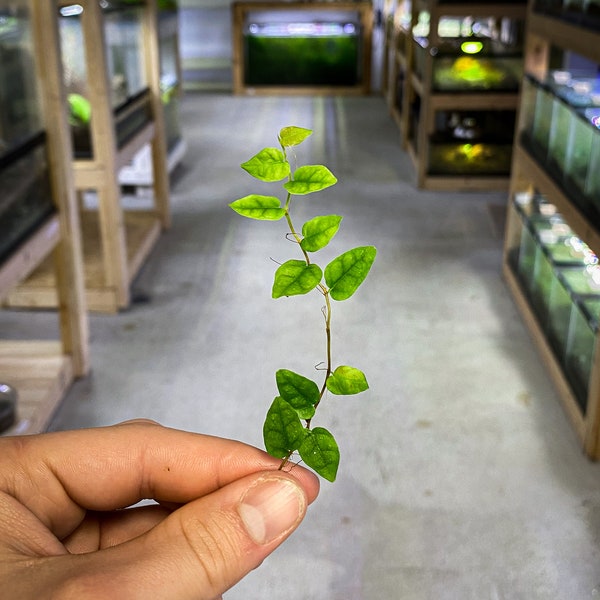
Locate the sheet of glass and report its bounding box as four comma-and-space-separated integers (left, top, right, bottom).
547, 96, 572, 176
547, 268, 576, 362
0, 0, 43, 156
585, 109, 600, 207
0, 140, 54, 265
565, 297, 600, 413
531, 84, 553, 163
564, 111, 595, 202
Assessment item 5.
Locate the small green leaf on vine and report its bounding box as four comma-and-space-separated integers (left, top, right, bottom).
279, 126, 313, 147
284, 165, 337, 195
325, 246, 377, 301
300, 215, 343, 252
263, 397, 308, 458
298, 427, 340, 482
229, 195, 286, 221
326, 366, 369, 395
241, 148, 290, 182
272, 260, 322, 298
276, 369, 320, 419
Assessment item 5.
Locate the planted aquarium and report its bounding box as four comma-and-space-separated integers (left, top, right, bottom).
428, 110, 515, 175
412, 13, 523, 91
59, 1, 152, 158
243, 9, 363, 86
0, 1, 55, 265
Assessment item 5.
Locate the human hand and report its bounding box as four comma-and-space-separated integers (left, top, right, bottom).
0, 420, 319, 599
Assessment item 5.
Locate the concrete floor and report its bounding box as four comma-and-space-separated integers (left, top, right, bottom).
5, 93, 600, 597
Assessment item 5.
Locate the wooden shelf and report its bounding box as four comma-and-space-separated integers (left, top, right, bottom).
10, 0, 171, 314
0, 1, 90, 436
388, 0, 527, 190
5, 210, 160, 313
502, 0, 600, 459
231, 1, 373, 96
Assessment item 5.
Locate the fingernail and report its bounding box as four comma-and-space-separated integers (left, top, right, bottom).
238, 477, 306, 545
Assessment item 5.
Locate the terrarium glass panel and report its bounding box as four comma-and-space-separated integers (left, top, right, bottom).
0, 138, 55, 265
585, 110, 600, 208
547, 268, 577, 361
531, 83, 553, 164
547, 96, 572, 176
0, 0, 43, 154
59, 2, 151, 158
564, 111, 595, 208
565, 297, 600, 413
158, 8, 182, 151
244, 22, 360, 86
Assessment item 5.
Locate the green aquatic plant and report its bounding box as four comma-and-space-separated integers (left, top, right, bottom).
230, 126, 376, 482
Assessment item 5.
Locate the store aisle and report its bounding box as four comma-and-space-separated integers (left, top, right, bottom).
41, 94, 600, 597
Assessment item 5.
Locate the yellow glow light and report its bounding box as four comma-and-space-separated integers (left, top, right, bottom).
461, 41, 483, 55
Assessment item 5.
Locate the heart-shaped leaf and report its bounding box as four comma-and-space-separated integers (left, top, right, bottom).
300, 215, 343, 252
241, 147, 290, 182
263, 397, 308, 459
279, 126, 312, 147
229, 195, 286, 221
326, 365, 369, 395
284, 165, 337, 195
276, 369, 320, 419
325, 246, 377, 301
272, 260, 322, 298
298, 427, 340, 482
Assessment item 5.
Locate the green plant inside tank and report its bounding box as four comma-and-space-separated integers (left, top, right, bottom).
230, 126, 377, 482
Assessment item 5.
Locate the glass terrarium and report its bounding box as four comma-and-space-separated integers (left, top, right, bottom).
565, 296, 600, 413
427, 110, 515, 175
563, 108, 599, 214
0, 0, 55, 265
530, 232, 592, 328
59, 1, 152, 158
243, 10, 363, 86
547, 264, 600, 364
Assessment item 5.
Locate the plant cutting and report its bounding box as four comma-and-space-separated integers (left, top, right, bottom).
230, 126, 376, 482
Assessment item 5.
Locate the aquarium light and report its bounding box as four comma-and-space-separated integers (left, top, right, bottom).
461, 41, 483, 55
60, 4, 83, 17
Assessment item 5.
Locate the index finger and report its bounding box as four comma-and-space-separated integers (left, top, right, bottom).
0, 420, 319, 539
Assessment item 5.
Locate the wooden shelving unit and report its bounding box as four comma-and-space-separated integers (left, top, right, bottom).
502, 2, 600, 458
0, 0, 89, 435
231, 1, 373, 96
7, 0, 170, 313
387, 0, 527, 190
383, 0, 412, 143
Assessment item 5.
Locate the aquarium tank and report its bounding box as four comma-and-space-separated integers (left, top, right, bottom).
0, 0, 55, 265
59, 1, 152, 158
243, 9, 363, 86
412, 13, 523, 92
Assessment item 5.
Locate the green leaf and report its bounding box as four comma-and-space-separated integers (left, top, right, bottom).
279, 126, 312, 147
325, 246, 377, 301
272, 260, 323, 298
298, 427, 340, 482
229, 195, 286, 221
283, 165, 337, 195
326, 365, 369, 395
276, 369, 319, 419
300, 215, 343, 253
263, 397, 308, 459
241, 147, 290, 182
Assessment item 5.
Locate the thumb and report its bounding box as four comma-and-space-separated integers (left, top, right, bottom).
60, 472, 317, 599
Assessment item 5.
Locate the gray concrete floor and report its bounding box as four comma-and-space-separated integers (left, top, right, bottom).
4, 93, 600, 597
